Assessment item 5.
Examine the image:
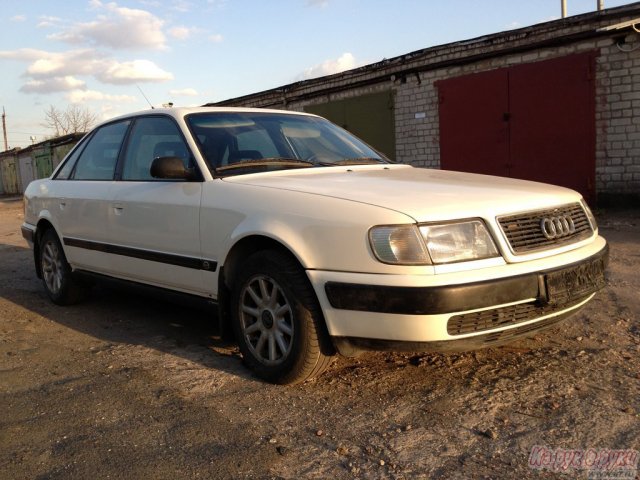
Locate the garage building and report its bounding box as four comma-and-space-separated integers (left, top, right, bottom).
211, 3, 640, 206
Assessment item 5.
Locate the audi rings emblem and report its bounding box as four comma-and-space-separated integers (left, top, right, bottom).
540, 215, 576, 239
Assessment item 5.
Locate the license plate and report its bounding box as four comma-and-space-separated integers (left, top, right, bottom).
544, 257, 606, 305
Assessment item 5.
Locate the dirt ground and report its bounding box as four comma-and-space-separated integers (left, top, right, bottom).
0, 196, 638, 480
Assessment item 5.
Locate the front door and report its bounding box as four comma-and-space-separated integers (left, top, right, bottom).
108, 115, 206, 295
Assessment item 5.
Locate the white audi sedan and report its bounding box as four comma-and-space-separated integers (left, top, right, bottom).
22, 107, 608, 384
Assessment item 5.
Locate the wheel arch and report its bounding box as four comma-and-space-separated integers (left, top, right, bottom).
222, 243, 335, 382
33, 218, 57, 279
221, 234, 304, 289
217, 234, 315, 342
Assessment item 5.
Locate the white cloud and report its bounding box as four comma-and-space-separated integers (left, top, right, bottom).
168, 26, 193, 40
98, 59, 173, 84
1, 48, 173, 89
505, 21, 521, 30
1, 2, 174, 101
101, 104, 115, 115
66, 89, 136, 104
24, 50, 107, 77
169, 88, 198, 97
21, 76, 86, 94
209, 33, 223, 43
0, 48, 49, 62
49, 1, 166, 50
37, 15, 62, 28
10, 15, 26, 22
299, 52, 359, 80
172, 0, 192, 12
307, 0, 328, 7
98, 103, 131, 122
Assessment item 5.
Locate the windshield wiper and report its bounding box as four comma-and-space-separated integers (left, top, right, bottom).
319, 157, 387, 166
215, 157, 315, 173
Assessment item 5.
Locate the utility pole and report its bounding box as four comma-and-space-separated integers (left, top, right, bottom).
2, 107, 8, 152
561, 0, 567, 18
597, 0, 604, 11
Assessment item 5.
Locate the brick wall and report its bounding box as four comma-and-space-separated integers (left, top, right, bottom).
595, 32, 640, 198
386, 32, 640, 197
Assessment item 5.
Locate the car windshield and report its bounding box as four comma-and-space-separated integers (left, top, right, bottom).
186, 112, 388, 176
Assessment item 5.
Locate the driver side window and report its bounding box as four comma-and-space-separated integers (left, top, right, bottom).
122, 116, 192, 181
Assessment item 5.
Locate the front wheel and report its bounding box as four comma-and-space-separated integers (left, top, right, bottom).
39, 229, 88, 305
231, 250, 334, 384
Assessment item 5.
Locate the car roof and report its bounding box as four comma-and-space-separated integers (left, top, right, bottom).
102, 106, 317, 126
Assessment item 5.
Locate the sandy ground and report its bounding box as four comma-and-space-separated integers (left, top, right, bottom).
0, 196, 638, 480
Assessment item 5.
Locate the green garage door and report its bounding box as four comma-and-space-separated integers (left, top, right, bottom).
34, 149, 54, 179
305, 90, 396, 160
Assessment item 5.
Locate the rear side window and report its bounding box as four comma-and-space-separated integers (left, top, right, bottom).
121, 116, 192, 181
70, 121, 130, 180
54, 139, 87, 180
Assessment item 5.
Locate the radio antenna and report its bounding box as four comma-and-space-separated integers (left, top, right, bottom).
136, 84, 154, 109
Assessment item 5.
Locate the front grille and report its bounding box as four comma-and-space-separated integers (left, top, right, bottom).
497, 203, 592, 254
480, 309, 578, 345
447, 297, 585, 336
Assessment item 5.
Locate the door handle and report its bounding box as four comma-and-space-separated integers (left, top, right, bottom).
112, 203, 124, 214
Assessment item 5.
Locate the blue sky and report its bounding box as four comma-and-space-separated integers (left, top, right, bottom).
1, 0, 636, 148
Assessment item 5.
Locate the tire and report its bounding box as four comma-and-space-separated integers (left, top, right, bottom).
231, 249, 334, 384
39, 229, 88, 305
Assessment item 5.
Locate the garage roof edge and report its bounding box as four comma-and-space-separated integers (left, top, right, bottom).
208, 3, 640, 108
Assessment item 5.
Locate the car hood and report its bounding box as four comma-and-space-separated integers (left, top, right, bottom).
221, 164, 581, 223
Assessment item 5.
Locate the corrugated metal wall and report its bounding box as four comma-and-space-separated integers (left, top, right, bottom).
0, 156, 20, 195
0, 136, 81, 195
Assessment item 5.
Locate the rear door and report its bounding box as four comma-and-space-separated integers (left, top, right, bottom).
52, 120, 129, 275
108, 115, 207, 295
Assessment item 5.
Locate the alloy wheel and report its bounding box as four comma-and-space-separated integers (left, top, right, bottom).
41, 239, 64, 295
239, 274, 294, 366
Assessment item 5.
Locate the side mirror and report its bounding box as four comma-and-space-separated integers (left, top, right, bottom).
150, 156, 196, 180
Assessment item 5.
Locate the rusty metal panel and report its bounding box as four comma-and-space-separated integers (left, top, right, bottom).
437, 69, 510, 177
18, 154, 35, 193
509, 52, 596, 203
34, 147, 54, 179
52, 143, 75, 169
0, 157, 20, 195
437, 52, 597, 202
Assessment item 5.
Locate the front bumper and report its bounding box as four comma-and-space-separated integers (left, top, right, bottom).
307, 237, 608, 348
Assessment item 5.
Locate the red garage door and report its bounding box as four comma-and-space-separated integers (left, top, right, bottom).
438, 52, 596, 202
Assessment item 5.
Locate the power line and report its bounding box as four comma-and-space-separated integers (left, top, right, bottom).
7, 130, 50, 136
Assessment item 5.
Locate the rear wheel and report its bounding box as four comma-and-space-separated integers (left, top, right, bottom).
39, 229, 88, 305
231, 250, 334, 384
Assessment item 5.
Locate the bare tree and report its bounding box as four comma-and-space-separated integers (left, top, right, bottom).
43, 105, 99, 137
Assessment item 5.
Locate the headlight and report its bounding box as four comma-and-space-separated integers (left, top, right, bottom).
369, 220, 500, 265
419, 220, 499, 264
